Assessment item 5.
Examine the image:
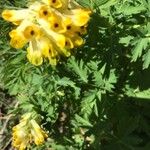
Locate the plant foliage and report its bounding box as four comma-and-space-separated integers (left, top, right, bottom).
0, 0, 150, 150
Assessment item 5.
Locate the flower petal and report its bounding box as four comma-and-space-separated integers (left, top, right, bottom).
67, 9, 91, 26
2, 9, 30, 25
9, 30, 27, 49
27, 40, 43, 66
42, 0, 62, 8
23, 24, 41, 40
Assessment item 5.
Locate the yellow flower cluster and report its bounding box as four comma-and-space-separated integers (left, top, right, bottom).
2, 0, 91, 66
12, 113, 47, 150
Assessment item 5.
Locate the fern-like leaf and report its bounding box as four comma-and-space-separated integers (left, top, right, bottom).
68, 56, 88, 83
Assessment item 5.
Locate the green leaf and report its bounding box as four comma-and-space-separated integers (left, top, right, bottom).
125, 87, 150, 99
134, 89, 150, 99
132, 38, 149, 62
119, 5, 146, 15
105, 69, 117, 91
81, 90, 98, 117
75, 0, 109, 8
68, 57, 88, 83
74, 114, 93, 127
93, 71, 104, 87
56, 77, 76, 87
75, 0, 92, 7
119, 36, 134, 47
56, 77, 80, 98
31, 74, 43, 86
92, 64, 106, 87
143, 49, 150, 69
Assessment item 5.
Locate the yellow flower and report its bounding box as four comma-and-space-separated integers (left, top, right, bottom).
9, 20, 41, 49
72, 35, 84, 47
23, 24, 41, 40
12, 113, 48, 150
42, 0, 69, 9
12, 127, 29, 150
41, 37, 58, 65
9, 29, 27, 49
44, 28, 66, 48
79, 25, 88, 35
48, 13, 66, 33
41, 35, 70, 60
38, 5, 52, 19
65, 24, 81, 37
12, 114, 31, 150
30, 119, 48, 145
65, 37, 74, 49
2, 9, 30, 25
2, 0, 91, 66
58, 47, 71, 57
27, 40, 43, 66
66, 9, 91, 26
